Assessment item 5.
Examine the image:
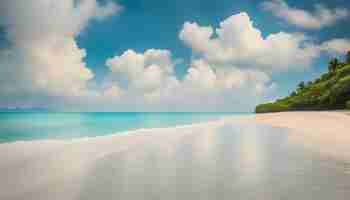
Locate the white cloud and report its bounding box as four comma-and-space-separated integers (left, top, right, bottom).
180, 12, 319, 72
106, 49, 176, 93
320, 39, 350, 55
179, 22, 214, 54
262, 0, 349, 29
180, 12, 350, 74
168, 59, 276, 111
93, 1, 123, 20
0, 0, 121, 106
182, 59, 275, 96
183, 59, 217, 91
102, 85, 122, 97
102, 49, 276, 111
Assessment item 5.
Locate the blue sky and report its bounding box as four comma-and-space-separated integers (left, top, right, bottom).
0, 0, 349, 111
78, 0, 350, 94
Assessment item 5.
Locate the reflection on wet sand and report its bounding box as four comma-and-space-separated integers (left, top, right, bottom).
0, 122, 349, 200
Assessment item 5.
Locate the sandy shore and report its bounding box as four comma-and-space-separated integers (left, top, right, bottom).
231, 111, 350, 160
0, 120, 225, 200
1, 111, 349, 162
0, 111, 349, 200
233, 111, 350, 134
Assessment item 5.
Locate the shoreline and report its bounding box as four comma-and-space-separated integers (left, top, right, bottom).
1, 111, 349, 146
1, 111, 349, 161
0, 112, 247, 145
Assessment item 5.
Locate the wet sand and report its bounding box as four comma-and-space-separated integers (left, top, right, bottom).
0, 111, 349, 200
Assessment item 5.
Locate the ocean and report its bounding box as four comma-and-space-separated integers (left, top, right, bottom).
0, 112, 243, 143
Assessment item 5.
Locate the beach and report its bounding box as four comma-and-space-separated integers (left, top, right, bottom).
233, 111, 350, 160
0, 112, 349, 200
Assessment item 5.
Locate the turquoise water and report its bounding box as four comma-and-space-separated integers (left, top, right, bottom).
0, 112, 243, 143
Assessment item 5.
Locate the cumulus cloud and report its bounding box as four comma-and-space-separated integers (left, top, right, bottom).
180, 12, 320, 72
0, 0, 122, 107
100, 49, 276, 112
106, 49, 177, 94
160, 59, 276, 111
180, 12, 349, 73
182, 59, 275, 96
261, 0, 349, 29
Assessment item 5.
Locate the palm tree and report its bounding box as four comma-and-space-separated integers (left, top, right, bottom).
328, 58, 340, 72
298, 81, 305, 90
346, 51, 350, 64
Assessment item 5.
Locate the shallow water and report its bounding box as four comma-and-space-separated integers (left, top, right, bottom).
0, 112, 240, 143
0, 122, 349, 200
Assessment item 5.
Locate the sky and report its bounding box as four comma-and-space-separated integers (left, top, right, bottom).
0, 0, 349, 112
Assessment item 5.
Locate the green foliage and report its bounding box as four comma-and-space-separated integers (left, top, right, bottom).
347, 100, 350, 110
256, 53, 350, 113
321, 72, 332, 81
336, 65, 350, 78
255, 102, 290, 113
331, 76, 350, 105
328, 58, 339, 72
328, 58, 340, 72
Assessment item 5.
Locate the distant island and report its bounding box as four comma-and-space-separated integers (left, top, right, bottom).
256, 51, 350, 113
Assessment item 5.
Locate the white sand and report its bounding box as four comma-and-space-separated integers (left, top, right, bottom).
0, 121, 223, 200
231, 111, 350, 161
0, 111, 349, 199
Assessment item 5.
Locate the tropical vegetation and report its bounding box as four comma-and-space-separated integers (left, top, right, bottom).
256, 51, 350, 113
